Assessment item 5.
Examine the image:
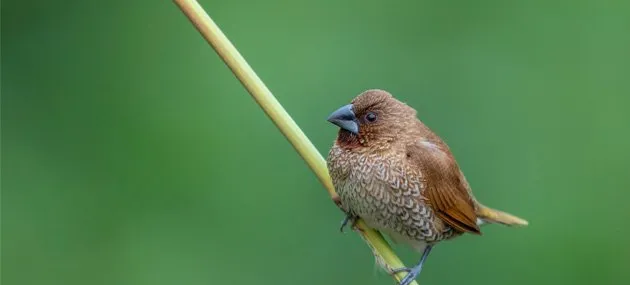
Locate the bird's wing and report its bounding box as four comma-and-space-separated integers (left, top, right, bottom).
407, 140, 481, 234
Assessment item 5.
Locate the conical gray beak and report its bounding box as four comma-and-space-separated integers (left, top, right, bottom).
327, 104, 359, 135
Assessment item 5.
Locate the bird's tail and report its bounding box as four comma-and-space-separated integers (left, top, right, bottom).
475, 204, 529, 227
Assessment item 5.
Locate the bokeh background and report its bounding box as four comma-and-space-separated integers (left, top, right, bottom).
3, 0, 630, 285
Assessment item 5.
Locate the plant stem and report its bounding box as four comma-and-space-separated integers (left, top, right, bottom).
173, 0, 416, 284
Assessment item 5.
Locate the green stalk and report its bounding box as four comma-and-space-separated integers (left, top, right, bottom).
173, 1, 415, 283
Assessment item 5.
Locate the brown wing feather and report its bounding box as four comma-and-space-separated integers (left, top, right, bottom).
407, 140, 481, 235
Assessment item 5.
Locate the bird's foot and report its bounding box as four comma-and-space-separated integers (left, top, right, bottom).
392, 264, 423, 285
391, 245, 433, 285
390, 267, 411, 274
339, 214, 359, 233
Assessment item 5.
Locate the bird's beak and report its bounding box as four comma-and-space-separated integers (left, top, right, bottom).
327, 104, 359, 135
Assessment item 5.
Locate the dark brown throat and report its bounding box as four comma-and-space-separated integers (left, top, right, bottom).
336, 130, 361, 149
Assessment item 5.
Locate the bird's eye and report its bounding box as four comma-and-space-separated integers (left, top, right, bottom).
365, 112, 377, 122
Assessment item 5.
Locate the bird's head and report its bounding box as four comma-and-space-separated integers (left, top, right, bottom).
327, 89, 417, 149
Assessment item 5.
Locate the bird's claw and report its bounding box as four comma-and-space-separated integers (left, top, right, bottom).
390, 267, 411, 274
339, 214, 358, 233
393, 266, 421, 285
391, 245, 433, 285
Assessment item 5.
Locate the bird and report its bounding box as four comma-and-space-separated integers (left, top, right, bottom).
325, 89, 528, 285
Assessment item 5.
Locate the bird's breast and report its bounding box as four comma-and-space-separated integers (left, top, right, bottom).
326, 144, 456, 246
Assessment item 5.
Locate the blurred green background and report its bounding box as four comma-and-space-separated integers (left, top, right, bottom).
3, 0, 630, 284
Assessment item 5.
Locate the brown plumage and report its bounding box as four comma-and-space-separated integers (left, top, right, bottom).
326, 89, 527, 285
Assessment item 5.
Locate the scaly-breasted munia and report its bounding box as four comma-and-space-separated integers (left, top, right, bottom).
326, 89, 527, 285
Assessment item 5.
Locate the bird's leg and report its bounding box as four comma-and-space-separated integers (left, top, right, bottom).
339, 213, 359, 233
391, 245, 433, 285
